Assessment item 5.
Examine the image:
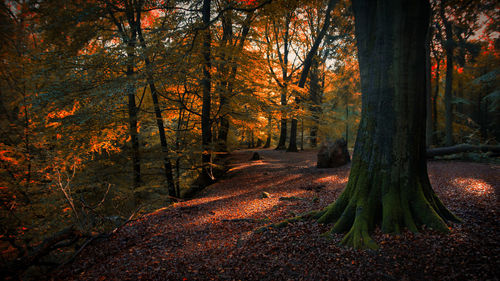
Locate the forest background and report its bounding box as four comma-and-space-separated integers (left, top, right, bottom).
0, 0, 498, 278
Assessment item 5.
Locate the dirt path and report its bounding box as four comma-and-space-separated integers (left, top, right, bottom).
54, 149, 499, 280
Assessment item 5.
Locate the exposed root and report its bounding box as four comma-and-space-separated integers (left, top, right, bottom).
254, 209, 326, 234
340, 224, 379, 250
255, 166, 458, 250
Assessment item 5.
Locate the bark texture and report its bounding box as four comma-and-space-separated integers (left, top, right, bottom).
317, 0, 459, 249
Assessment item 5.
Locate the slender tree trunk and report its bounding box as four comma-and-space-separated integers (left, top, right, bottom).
136, 23, 176, 197
108, 6, 141, 189
425, 19, 433, 147
250, 129, 254, 148
201, 0, 213, 182
287, 118, 298, 152
432, 58, 440, 144
264, 115, 272, 148
444, 50, 454, 146
300, 118, 304, 150
316, 0, 458, 249
216, 9, 232, 153
276, 118, 287, 150
276, 87, 288, 150
309, 56, 322, 148
217, 11, 253, 153
22, 91, 31, 200
440, 5, 454, 146
287, 0, 338, 151
345, 93, 349, 146
126, 47, 141, 189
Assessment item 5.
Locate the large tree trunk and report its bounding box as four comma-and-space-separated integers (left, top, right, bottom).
201, 0, 213, 183
317, 0, 458, 249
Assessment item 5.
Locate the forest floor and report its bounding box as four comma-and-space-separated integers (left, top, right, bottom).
53, 149, 499, 281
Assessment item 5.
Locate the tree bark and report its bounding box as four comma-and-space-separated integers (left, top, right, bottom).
317, 0, 458, 249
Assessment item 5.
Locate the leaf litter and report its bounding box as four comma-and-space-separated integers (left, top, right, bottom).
53, 150, 499, 280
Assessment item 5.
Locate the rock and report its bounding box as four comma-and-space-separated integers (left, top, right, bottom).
317, 138, 350, 168
261, 191, 270, 198
251, 152, 260, 160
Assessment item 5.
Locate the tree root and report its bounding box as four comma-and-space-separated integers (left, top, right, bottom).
254, 173, 459, 250
254, 209, 326, 233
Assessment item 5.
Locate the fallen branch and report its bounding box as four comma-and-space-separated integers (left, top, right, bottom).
426, 144, 500, 158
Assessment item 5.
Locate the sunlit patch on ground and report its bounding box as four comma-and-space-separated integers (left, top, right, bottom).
313, 174, 349, 188
451, 177, 494, 196
227, 161, 266, 172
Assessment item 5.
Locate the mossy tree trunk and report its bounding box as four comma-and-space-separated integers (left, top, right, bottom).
317, 0, 459, 249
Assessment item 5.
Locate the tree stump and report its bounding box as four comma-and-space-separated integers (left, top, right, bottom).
317, 138, 350, 168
